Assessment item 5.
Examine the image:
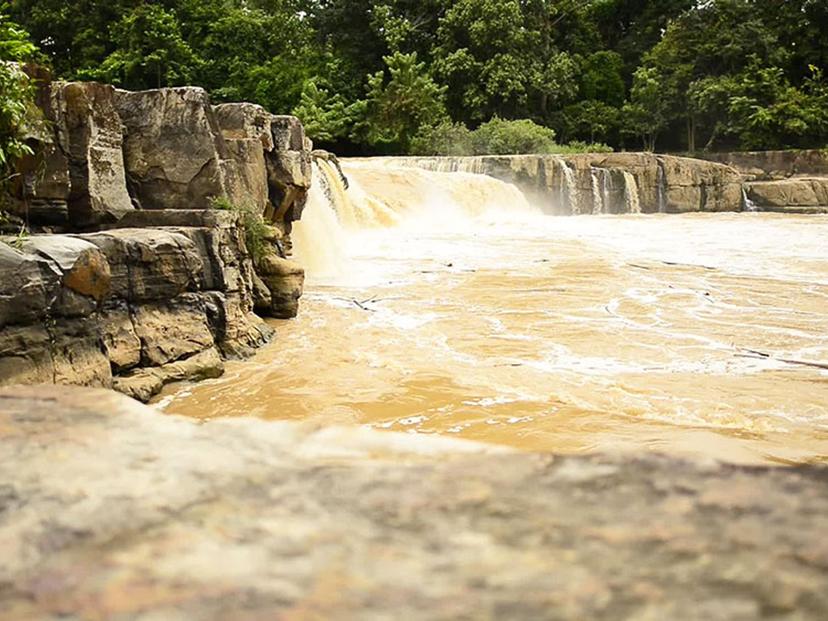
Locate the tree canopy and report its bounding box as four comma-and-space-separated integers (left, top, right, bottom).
4, 0, 828, 154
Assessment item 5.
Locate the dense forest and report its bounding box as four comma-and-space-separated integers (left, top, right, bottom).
3, 0, 828, 156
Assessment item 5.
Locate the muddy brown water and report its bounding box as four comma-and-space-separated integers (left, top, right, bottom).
160, 163, 828, 466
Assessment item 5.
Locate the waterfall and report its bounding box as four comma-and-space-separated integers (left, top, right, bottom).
623, 172, 642, 214
293, 159, 538, 280
742, 187, 759, 212
559, 159, 580, 215
292, 161, 351, 280
590, 168, 612, 214
591, 168, 603, 214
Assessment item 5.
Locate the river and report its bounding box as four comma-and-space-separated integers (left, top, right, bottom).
160, 160, 828, 466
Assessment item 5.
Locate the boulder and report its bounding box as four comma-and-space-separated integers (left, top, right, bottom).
116, 87, 230, 210
78, 229, 203, 302
266, 115, 313, 223
112, 346, 224, 402
9, 81, 133, 229
132, 296, 215, 367
214, 102, 272, 215
0, 242, 61, 327
256, 249, 305, 319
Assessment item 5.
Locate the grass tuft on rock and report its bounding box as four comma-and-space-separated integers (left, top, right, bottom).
211, 196, 268, 265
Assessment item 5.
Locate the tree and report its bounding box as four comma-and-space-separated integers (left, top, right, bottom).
292, 80, 357, 145
0, 9, 38, 182
355, 51, 448, 152
622, 66, 671, 151
471, 117, 558, 155
83, 4, 199, 89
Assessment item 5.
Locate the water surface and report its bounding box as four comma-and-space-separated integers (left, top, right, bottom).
160, 163, 828, 465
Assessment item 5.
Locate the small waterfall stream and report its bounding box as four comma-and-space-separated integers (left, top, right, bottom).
623, 172, 642, 214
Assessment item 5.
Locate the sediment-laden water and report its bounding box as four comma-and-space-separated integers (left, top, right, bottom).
161, 160, 828, 465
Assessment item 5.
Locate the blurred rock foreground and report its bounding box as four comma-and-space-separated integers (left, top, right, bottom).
1, 385, 826, 620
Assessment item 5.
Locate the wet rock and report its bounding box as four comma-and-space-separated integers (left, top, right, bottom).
398, 154, 744, 215
256, 249, 305, 319
1, 384, 827, 620
112, 347, 224, 402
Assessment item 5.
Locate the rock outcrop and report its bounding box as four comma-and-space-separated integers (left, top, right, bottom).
387, 154, 744, 215
2, 77, 314, 397
0, 211, 271, 401
9, 80, 133, 228
693, 150, 828, 213
1, 384, 827, 620
745, 177, 828, 214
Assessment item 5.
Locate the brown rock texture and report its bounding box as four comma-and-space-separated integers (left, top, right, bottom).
746, 177, 828, 213
0, 212, 272, 401
698, 149, 828, 181
2, 80, 316, 397
1, 384, 827, 620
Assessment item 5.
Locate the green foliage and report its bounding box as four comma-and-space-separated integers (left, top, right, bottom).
6, 0, 828, 153
81, 4, 199, 89
210, 197, 268, 265
412, 117, 612, 155
292, 80, 357, 144
622, 66, 673, 151
410, 121, 474, 156
355, 51, 448, 152
0, 8, 38, 182
471, 118, 557, 155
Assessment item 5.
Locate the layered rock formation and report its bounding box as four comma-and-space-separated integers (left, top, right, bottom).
695, 150, 828, 213
2, 384, 827, 620
0, 211, 271, 401
2, 79, 313, 398
390, 153, 744, 215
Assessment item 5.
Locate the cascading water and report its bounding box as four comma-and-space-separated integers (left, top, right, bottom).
590, 168, 614, 214
623, 171, 642, 214
591, 168, 604, 215
293, 160, 538, 282
559, 159, 580, 215
742, 187, 759, 212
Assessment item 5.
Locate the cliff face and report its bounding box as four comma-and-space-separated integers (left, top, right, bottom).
1, 80, 313, 400
395, 154, 745, 215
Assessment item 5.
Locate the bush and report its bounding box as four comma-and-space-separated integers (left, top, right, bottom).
410, 121, 474, 156
211, 197, 269, 265
407, 117, 612, 156
471, 117, 558, 155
